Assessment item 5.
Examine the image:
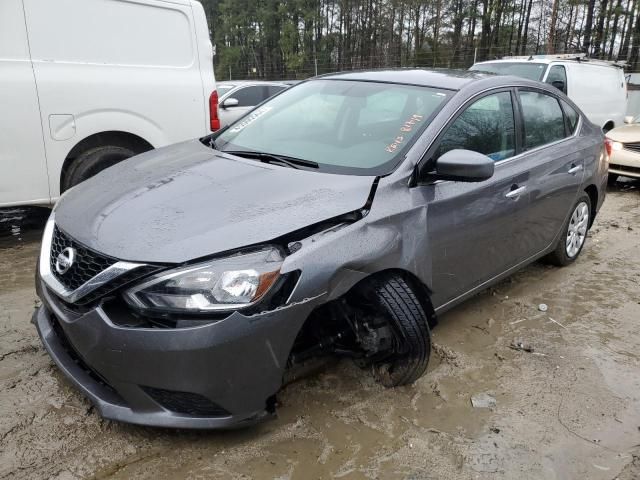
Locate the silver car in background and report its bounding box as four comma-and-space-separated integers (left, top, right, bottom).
217, 80, 291, 127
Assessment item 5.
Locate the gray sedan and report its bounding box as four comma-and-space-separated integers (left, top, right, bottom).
34, 69, 608, 429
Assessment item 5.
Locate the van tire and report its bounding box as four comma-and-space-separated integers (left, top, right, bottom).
62, 145, 135, 191
365, 274, 431, 387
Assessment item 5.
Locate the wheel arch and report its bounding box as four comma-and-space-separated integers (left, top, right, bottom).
584, 184, 598, 227
60, 131, 154, 192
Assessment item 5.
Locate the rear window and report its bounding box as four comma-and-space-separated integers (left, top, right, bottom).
561, 100, 580, 134
470, 62, 547, 81
216, 80, 451, 175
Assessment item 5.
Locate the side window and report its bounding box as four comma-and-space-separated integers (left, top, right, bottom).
545, 65, 567, 94
232, 86, 266, 107
267, 85, 287, 97
519, 91, 566, 149
436, 91, 515, 162
561, 100, 579, 134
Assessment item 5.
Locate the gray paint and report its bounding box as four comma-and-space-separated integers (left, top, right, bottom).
37, 71, 607, 428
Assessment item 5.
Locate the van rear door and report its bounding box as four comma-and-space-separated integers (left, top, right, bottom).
0, 0, 50, 206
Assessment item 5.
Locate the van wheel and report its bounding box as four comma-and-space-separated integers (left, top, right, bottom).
61, 145, 135, 191
546, 194, 591, 266
355, 274, 431, 387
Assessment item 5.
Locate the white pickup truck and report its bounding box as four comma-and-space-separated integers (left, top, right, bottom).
1, 0, 218, 207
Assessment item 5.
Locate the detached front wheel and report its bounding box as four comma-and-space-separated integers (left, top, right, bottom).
354, 273, 431, 387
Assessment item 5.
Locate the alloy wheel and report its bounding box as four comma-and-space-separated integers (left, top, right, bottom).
566, 201, 589, 258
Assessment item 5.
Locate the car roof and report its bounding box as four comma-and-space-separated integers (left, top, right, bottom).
217, 80, 289, 87
474, 58, 623, 70
316, 68, 497, 91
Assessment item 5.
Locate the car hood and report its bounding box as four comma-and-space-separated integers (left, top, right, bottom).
606, 124, 640, 143
54, 140, 376, 263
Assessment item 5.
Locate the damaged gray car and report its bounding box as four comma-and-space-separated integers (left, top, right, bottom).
34, 69, 608, 429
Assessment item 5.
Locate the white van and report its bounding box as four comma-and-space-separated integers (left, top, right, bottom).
1, 0, 218, 207
470, 54, 627, 132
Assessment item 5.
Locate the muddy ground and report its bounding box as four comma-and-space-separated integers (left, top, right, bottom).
1, 183, 639, 480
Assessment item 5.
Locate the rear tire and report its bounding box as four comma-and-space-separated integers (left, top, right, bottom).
362, 274, 431, 387
546, 194, 591, 266
61, 145, 135, 191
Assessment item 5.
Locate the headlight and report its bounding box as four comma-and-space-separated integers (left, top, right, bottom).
612, 141, 623, 151
124, 247, 284, 314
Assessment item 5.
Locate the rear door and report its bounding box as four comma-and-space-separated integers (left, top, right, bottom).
515, 89, 584, 254
420, 89, 533, 308
0, 0, 50, 206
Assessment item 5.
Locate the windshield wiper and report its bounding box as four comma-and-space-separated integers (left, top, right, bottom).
224, 150, 319, 170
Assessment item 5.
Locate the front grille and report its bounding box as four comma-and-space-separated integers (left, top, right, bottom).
50, 226, 117, 291
49, 314, 126, 405
141, 386, 230, 417
622, 142, 640, 154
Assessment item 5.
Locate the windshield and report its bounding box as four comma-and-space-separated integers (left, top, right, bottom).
214, 79, 451, 175
469, 62, 547, 81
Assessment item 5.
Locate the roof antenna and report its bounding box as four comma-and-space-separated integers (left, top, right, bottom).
528, 55, 534, 61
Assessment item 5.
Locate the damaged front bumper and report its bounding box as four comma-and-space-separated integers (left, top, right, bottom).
34, 279, 322, 429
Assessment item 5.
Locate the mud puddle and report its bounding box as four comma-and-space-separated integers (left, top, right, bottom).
1, 188, 640, 479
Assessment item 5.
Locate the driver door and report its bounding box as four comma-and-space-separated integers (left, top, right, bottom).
419, 90, 533, 309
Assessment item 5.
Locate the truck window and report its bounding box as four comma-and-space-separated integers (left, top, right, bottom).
24, 0, 193, 67
546, 65, 568, 94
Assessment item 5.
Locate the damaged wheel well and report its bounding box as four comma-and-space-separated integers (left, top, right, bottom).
284, 269, 436, 384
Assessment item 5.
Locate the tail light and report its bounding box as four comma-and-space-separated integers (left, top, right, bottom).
604, 138, 613, 157
209, 90, 220, 131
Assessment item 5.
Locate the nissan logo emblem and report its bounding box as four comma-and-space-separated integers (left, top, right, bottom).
55, 247, 76, 275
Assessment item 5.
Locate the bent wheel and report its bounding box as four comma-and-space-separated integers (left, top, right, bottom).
357, 273, 431, 387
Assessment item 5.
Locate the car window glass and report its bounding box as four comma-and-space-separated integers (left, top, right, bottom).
436, 91, 515, 162
545, 65, 567, 94
561, 100, 579, 134
520, 91, 566, 149
231, 86, 266, 107
267, 85, 286, 97
216, 80, 451, 175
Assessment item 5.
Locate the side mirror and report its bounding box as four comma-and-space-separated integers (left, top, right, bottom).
551, 80, 566, 93
434, 149, 495, 182
222, 97, 239, 109
624, 115, 634, 124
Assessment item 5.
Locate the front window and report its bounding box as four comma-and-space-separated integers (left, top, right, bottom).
435, 91, 516, 162
214, 80, 452, 175
470, 62, 547, 81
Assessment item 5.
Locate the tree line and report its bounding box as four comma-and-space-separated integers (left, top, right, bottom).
198, 0, 640, 80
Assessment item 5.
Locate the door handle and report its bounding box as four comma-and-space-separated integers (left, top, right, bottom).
568, 164, 583, 174
505, 185, 527, 199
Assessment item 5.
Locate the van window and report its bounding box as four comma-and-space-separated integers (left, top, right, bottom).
436, 91, 516, 162
267, 85, 287, 97
561, 100, 579, 134
24, 0, 193, 67
519, 91, 566, 149
546, 65, 568, 94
